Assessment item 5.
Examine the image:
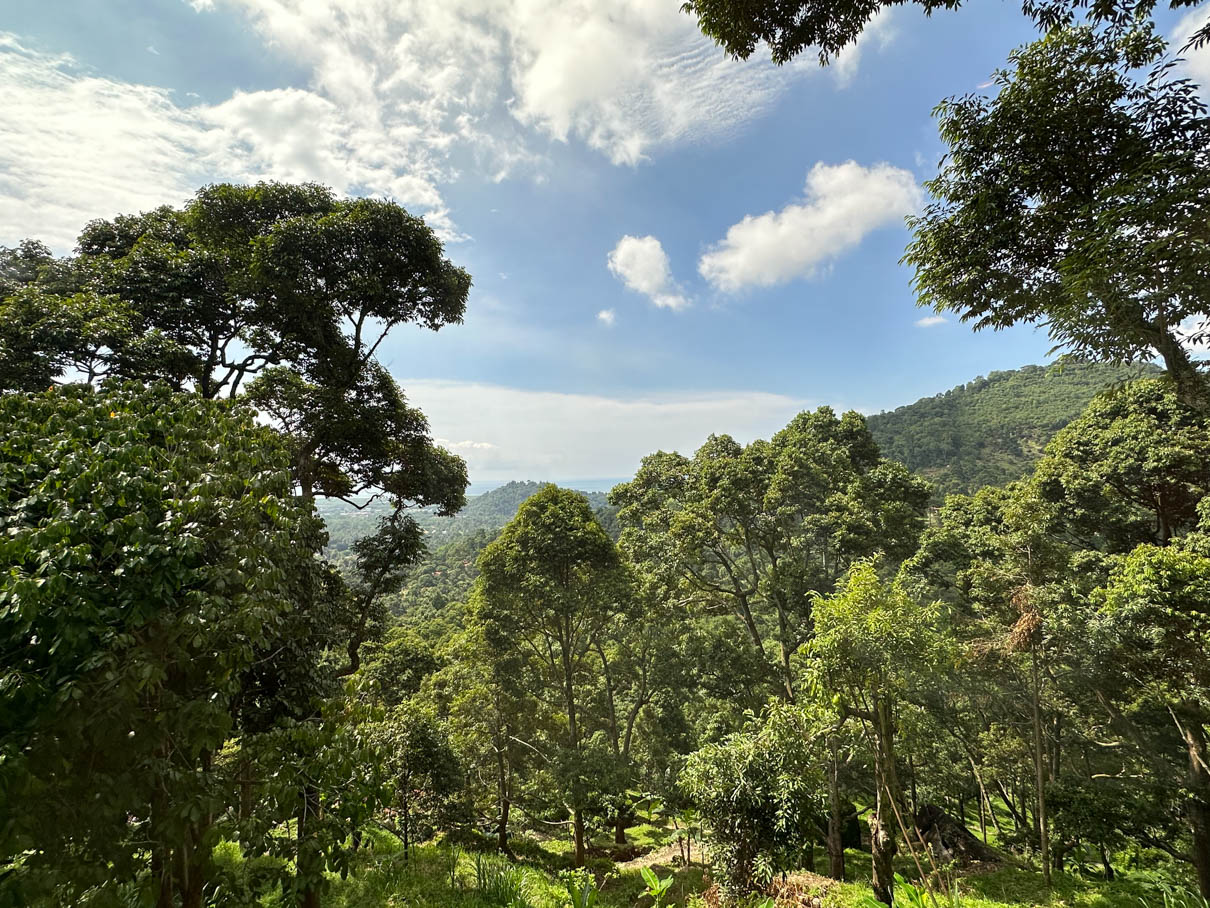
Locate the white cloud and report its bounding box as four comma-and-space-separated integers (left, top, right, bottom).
607, 235, 689, 310
831, 10, 896, 88
436, 437, 500, 452
206, 0, 894, 169
915, 314, 946, 327
597, 308, 616, 326
1, 0, 902, 250
0, 35, 209, 249
698, 161, 922, 292
0, 34, 457, 249
403, 379, 812, 481
1174, 6, 1210, 92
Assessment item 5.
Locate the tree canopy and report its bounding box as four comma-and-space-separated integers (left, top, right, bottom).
682, 0, 1209, 65
905, 27, 1210, 411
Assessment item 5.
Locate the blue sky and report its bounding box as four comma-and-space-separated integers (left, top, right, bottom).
3, 0, 1207, 482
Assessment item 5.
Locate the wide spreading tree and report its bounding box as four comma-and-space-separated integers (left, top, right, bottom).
905, 27, 1210, 412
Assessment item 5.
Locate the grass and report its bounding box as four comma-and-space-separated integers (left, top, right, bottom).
317, 827, 705, 908
211, 817, 1200, 908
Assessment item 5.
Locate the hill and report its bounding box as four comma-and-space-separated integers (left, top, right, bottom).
320, 480, 612, 552
866, 361, 1160, 498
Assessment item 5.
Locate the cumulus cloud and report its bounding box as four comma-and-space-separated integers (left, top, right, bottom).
607, 235, 689, 310
915, 314, 946, 327
698, 161, 922, 292
597, 308, 616, 326
1174, 6, 1210, 91
205, 0, 895, 167
404, 379, 812, 480
2, 0, 902, 249
0, 34, 457, 249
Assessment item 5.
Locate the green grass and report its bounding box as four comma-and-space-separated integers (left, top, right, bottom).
211, 818, 1198, 908
820, 862, 1189, 908
319, 836, 705, 908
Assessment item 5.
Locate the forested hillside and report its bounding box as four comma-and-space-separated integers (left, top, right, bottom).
867, 362, 1159, 498
322, 480, 613, 551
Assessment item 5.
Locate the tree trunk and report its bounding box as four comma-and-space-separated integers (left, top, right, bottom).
1031, 647, 1051, 888
827, 739, 846, 881
1182, 717, 1210, 897
615, 814, 627, 845
297, 784, 323, 908
870, 807, 896, 907
870, 696, 901, 906
1152, 324, 1210, 414
179, 834, 205, 908
573, 808, 587, 868
1100, 841, 1115, 881
151, 788, 175, 908
496, 741, 512, 853
561, 637, 586, 868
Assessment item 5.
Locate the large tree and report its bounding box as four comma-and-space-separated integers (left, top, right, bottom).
0, 384, 325, 907
611, 407, 929, 703
905, 27, 1210, 411
0, 183, 473, 908
474, 485, 632, 866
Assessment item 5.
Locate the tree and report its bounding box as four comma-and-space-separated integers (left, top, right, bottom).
1096, 530, 1210, 895
474, 485, 631, 866
0, 384, 324, 907
370, 704, 463, 859
682, 0, 1208, 65
428, 623, 551, 854
681, 700, 824, 903
612, 407, 929, 704
905, 27, 1210, 412
812, 561, 950, 906
1033, 378, 1210, 546
4, 183, 474, 908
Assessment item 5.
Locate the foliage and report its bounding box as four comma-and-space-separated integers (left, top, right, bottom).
681, 701, 824, 900
475, 485, 632, 865
642, 866, 675, 907
562, 868, 605, 908
612, 407, 929, 701
0, 383, 324, 905
905, 27, 1210, 411
866, 362, 1158, 499
474, 851, 532, 906
680, 0, 1208, 65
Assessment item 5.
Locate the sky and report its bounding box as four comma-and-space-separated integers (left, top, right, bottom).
3, 0, 1208, 483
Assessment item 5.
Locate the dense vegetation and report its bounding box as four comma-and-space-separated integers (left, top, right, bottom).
4, 3, 1210, 907
866, 362, 1160, 498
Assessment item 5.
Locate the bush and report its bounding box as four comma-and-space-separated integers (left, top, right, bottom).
681, 702, 823, 903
